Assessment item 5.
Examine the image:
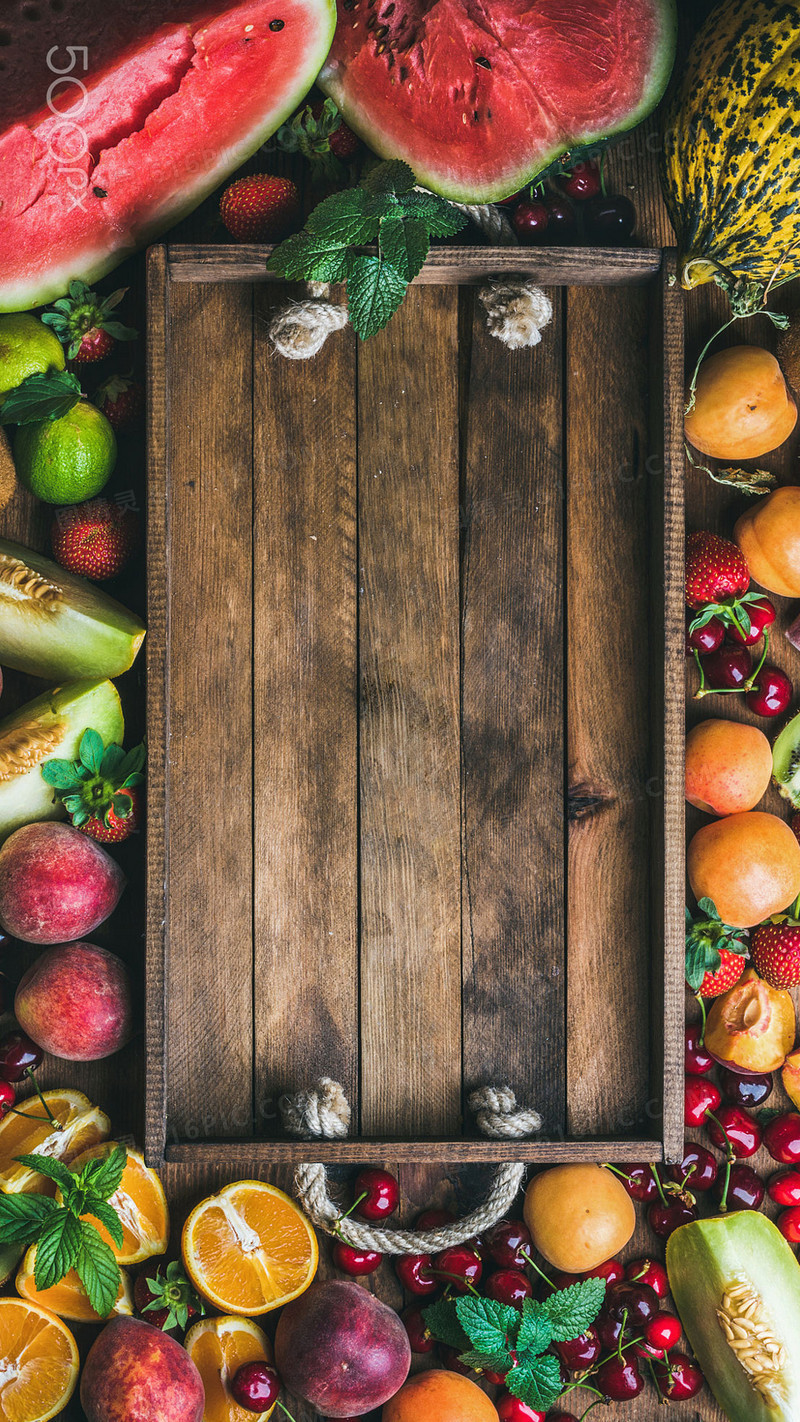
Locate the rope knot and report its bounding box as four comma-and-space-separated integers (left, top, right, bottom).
280, 1077, 351, 1139
268, 289, 348, 360
479, 282, 554, 350
468, 1085, 543, 1139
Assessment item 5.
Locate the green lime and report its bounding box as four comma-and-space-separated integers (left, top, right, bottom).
14, 402, 117, 505
0, 313, 65, 399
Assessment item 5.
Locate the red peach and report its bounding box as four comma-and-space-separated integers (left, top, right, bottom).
15, 942, 133, 1061
0, 822, 125, 943
685, 719, 773, 815
81, 1317, 204, 1422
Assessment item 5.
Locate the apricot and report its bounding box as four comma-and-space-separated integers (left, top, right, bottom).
522, 1164, 635, 1273
685, 345, 797, 459
782, 1048, 800, 1112
685, 719, 772, 815
705, 968, 795, 1074
735, 485, 800, 598
687, 811, 800, 929
382, 1370, 498, 1421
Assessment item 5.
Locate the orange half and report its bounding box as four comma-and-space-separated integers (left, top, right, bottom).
16, 1244, 133, 1323
0, 1091, 110, 1194
68, 1143, 169, 1264
185, 1316, 275, 1422
182, 1180, 318, 1315
0, 1298, 79, 1422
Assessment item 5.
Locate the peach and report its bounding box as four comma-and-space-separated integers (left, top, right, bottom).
687, 811, 800, 929
705, 968, 795, 1074
685, 345, 797, 459
275, 1281, 410, 1416
0, 822, 125, 943
523, 1165, 635, 1273
81, 1317, 204, 1422
735, 485, 800, 599
685, 719, 773, 815
383, 1371, 499, 1421
782, 1048, 800, 1111
14, 942, 133, 1061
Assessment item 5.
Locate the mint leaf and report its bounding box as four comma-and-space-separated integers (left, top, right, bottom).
77, 1144, 127, 1200
79, 729, 104, 775
305, 187, 386, 246
267, 232, 318, 280
422, 1297, 471, 1351
0, 371, 82, 426
455, 1296, 518, 1357
83, 1198, 124, 1250
506, 1351, 563, 1411
362, 159, 415, 195
540, 1277, 606, 1342
516, 1298, 553, 1355
14, 1153, 77, 1199
33, 1211, 82, 1291
458, 1349, 511, 1372
398, 191, 469, 236
379, 216, 429, 282
0, 1193, 58, 1244
74, 1222, 120, 1317
347, 256, 407, 340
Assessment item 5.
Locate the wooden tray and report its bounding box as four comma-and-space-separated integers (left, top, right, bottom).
145, 244, 685, 1169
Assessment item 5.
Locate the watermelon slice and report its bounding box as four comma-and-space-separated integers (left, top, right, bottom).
0, 0, 336, 310
319, 0, 676, 203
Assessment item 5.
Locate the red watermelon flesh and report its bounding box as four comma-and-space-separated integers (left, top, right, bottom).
0, 0, 336, 310
319, 0, 676, 202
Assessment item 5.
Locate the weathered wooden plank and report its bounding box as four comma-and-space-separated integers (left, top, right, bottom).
251, 285, 359, 1122
357, 284, 462, 1139
461, 288, 567, 1136
165, 1137, 665, 1164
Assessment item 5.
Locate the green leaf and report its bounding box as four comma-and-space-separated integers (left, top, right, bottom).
0, 1193, 58, 1244
116, 743, 146, 781
458, 1349, 511, 1372
111, 793, 135, 819
540, 1277, 606, 1342
398, 191, 469, 237
74, 1222, 121, 1318
422, 1297, 471, 1351
455, 1296, 518, 1358
516, 1298, 553, 1354
305, 187, 385, 247
40, 759, 83, 789
685, 899, 748, 991
14, 1153, 77, 1198
362, 159, 415, 195
99, 743, 126, 779
79, 729, 104, 775
83, 1198, 124, 1250
100, 321, 136, 343
33, 1211, 82, 1291
347, 256, 407, 340
379, 216, 429, 282
0, 371, 82, 426
267, 231, 320, 280
78, 1143, 127, 1201
506, 1351, 563, 1411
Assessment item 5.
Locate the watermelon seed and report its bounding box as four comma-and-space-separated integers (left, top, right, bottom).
269, 18, 285, 30
476, 55, 491, 69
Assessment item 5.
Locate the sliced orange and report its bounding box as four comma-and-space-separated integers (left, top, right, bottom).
0, 1298, 79, 1422
67, 1143, 169, 1264
185, 1316, 275, 1422
182, 1180, 318, 1316
16, 1245, 133, 1323
0, 1091, 110, 1194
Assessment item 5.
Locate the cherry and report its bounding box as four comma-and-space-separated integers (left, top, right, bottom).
432, 1244, 482, 1294
512, 200, 550, 244
395, 1253, 437, 1296
414, 1208, 455, 1230
618, 1163, 660, 1202
555, 1326, 600, 1371
701, 642, 752, 691
625, 1258, 669, 1299
765, 1113, 800, 1165
716, 1163, 765, 1212
653, 1352, 704, 1400
729, 595, 776, 646
496, 1394, 545, 1421
0, 1079, 15, 1118
685, 1073, 722, 1127
559, 160, 601, 201
686, 614, 725, 657
777, 1206, 800, 1243
649, 1200, 697, 1238
644, 1311, 682, 1354
583, 194, 636, 245
486, 1219, 532, 1270
544, 196, 578, 243
585, 1257, 625, 1286
485, 1268, 533, 1307
594, 1309, 625, 1352
230, 1362, 281, 1412
353, 1167, 399, 1221
746, 663, 792, 717
606, 1280, 660, 1328
669, 1143, 718, 1193
441, 1346, 472, 1376
331, 1241, 382, 1276
483, 1368, 508, 1385
596, 1350, 644, 1401
768, 1168, 800, 1206
706, 1104, 762, 1158
402, 1307, 434, 1353
685, 1023, 713, 1074
0, 1030, 43, 1082
719, 1067, 773, 1108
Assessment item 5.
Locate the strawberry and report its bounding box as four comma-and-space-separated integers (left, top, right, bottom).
311, 99, 361, 161
686, 897, 748, 997
277, 98, 361, 184
94, 375, 144, 431
751, 920, 800, 989
134, 1260, 204, 1335
81, 787, 142, 844
41, 730, 145, 844
685, 531, 766, 641
50, 498, 139, 580
220, 174, 300, 242
42, 279, 137, 363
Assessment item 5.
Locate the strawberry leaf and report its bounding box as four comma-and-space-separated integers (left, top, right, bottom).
41, 759, 84, 790
686, 899, 748, 990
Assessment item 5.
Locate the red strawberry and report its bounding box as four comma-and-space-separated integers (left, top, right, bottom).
42, 730, 145, 844
751, 921, 800, 989
686, 898, 748, 998
220, 175, 300, 242
50, 498, 139, 580
697, 947, 749, 997
134, 1260, 204, 1335
311, 100, 361, 161
686, 532, 750, 608
74, 328, 116, 363
42, 279, 136, 363
95, 375, 144, 431
81, 787, 142, 844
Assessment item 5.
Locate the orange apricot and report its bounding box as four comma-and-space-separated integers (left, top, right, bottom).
685, 346, 797, 460
705, 968, 795, 1074
523, 1165, 635, 1273
382, 1370, 498, 1421
734, 485, 800, 598
687, 811, 800, 928
685, 719, 773, 815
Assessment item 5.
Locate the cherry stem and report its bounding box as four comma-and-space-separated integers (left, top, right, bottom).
746, 627, 769, 690
431, 1269, 481, 1296
332, 1190, 368, 1239
617, 1308, 629, 1361
705, 1109, 735, 1212
24, 1068, 60, 1131
695, 995, 707, 1043
578, 1400, 606, 1422
519, 1248, 553, 1288
276, 1402, 298, 1422
652, 1163, 669, 1208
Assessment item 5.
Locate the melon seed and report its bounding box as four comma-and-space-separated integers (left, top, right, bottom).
0, 720, 65, 780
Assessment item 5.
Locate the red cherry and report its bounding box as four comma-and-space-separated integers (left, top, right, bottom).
729, 596, 776, 645
331, 1241, 382, 1276
0, 1079, 15, 1117
596, 1351, 644, 1401
485, 1268, 533, 1307
594, 1308, 625, 1352
719, 1067, 773, 1108
230, 1363, 281, 1412
653, 1352, 704, 1400
768, 1168, 800, 1207
705, 1104, 762, 1158
486, 1219, 532, 1269
702, 642, 752, 690
606, 1280, 660, 1327
544, 196, 577, 243
559, 160, 602, 201
686, 615, 725, 657
619, 1163, 660, 1202
625, 1257, 669, 1299
777, 1206, 800, 1243
649, 1200, 697, 1238
512, 200, 549, 244
669, 1143, 718, 1192
555, 1326, 601, 1371
645, 1311, 682, 1354
685, 1074, 722, 1127
353, 1167, 399, 1221
414, 1208, 456, 1230
441, 1346, 472, 1377
402, 1307, 434, 1353
746, 663, 792, 717
0, 1030, 43, 1082
716, 1164, 765, 1212
585, 1258, 624, 1286
583, 193, 636, 244
432, 1244, 482, 1294
395, 1253, 437, 1296
765, 1113, 800, 1165
496, 1393, 546, 1422
685, 1023, 713, 1074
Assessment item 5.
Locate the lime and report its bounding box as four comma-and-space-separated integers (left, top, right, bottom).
14, 402, 117, 505
0, 314, 65, 400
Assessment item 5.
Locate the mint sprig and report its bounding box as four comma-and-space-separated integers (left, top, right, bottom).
0, 1144, 127, 1316
0, 371, 83, 426
267, 160, 468, 339
423, 1278, 605, 1413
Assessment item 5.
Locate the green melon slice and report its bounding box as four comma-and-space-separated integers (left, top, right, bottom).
0, 680, 123, 844
0, 539, 145, 681
319, 0, 677, 202
667, 1212, 800, 1422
